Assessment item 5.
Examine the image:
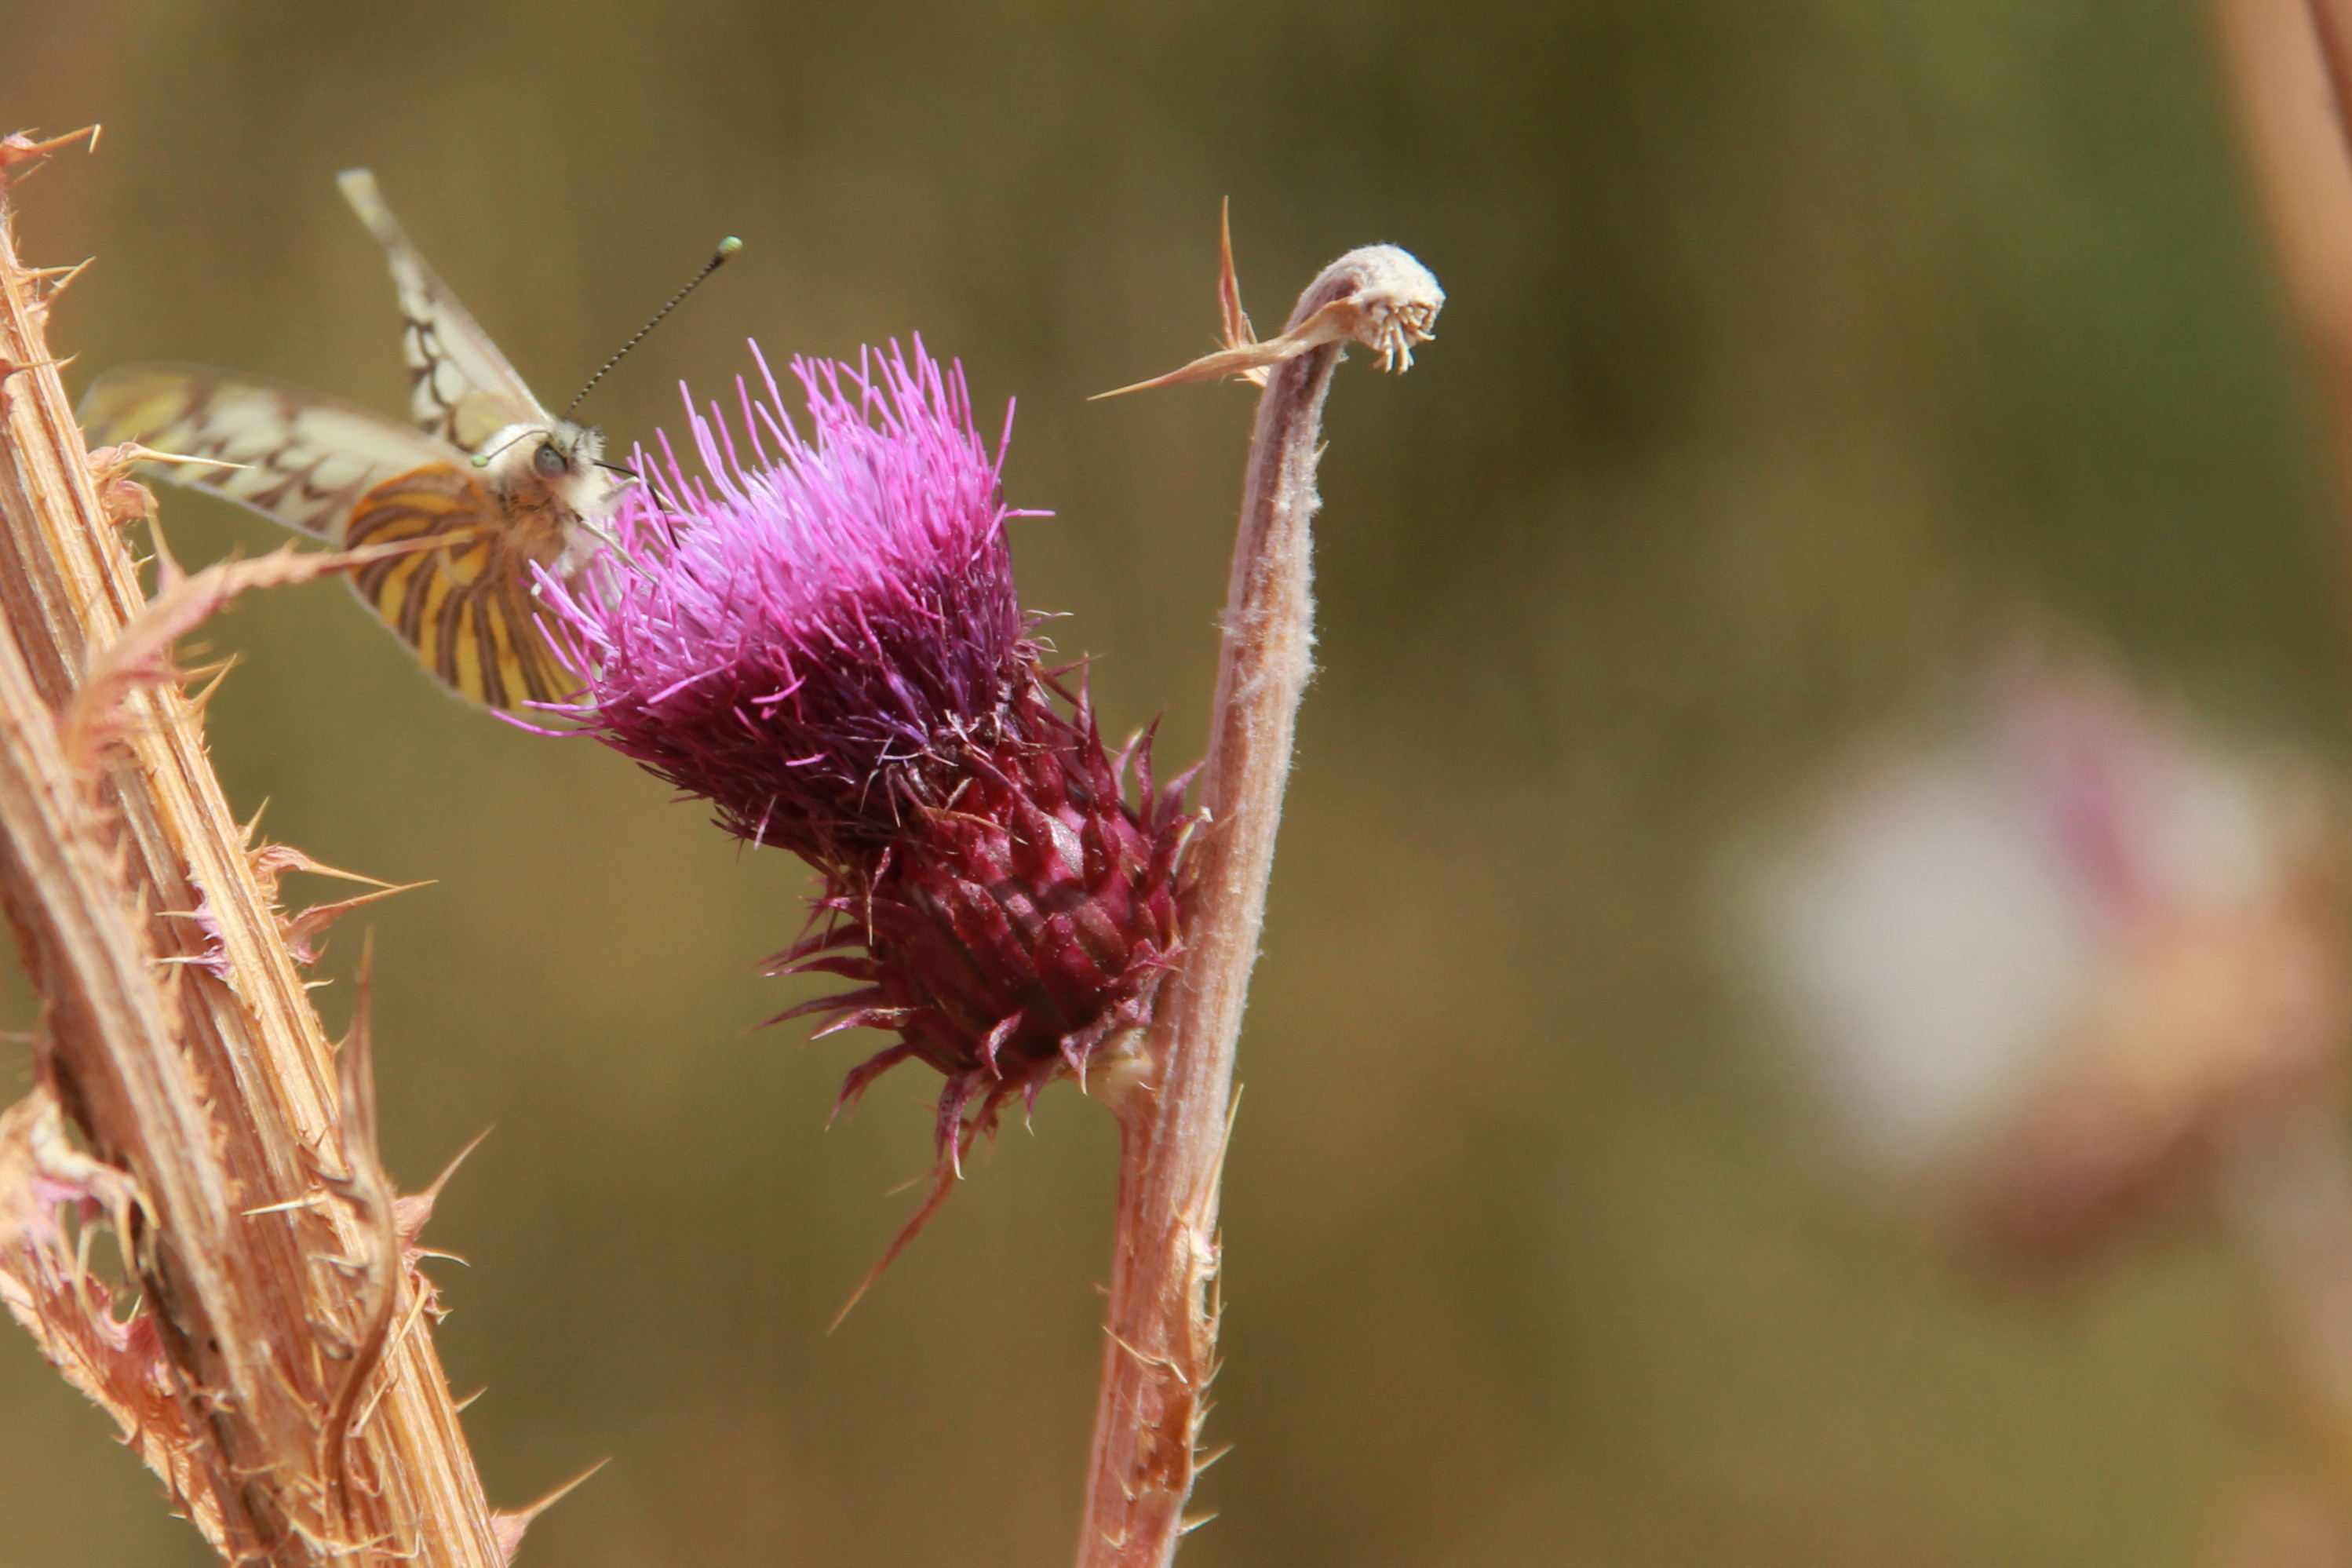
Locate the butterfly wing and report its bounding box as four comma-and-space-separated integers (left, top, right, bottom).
337, 168, 548, 451
78, 363, 456, 542
78, 366, 575, 711
342, 465, 578, 710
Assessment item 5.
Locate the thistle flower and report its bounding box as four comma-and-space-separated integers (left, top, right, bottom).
542, 341, 1197, 1191
551, 344, 1032, 856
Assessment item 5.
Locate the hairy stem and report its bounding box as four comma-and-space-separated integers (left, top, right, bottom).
0, 161, 503, 1564
1077, 244, 1442, 1568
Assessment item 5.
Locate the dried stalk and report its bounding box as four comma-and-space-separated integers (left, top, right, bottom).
0, 150, 515, 1564
1078, 240, 1443, 1568
2211, 0, 2352, 544
2197, 2, 2352, 1527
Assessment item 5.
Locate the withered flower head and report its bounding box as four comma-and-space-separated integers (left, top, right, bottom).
542, 340, 1196, 1197
1748, 647, 2347, 1267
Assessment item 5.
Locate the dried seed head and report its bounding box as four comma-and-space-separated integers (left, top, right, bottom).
1748, 644, 2348, 1266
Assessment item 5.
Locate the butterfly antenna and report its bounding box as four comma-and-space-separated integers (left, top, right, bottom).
564, 236, 743, 421
469, 427, 542, 469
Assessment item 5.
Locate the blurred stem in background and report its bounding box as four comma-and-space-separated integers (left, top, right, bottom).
2212, 0, 2352, 1534
2213, 0, 2352, 593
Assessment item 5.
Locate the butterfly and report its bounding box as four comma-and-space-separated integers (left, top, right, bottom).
79, 169, 628, 711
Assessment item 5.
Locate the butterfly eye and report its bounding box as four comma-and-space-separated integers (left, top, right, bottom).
533, 442, 568, 480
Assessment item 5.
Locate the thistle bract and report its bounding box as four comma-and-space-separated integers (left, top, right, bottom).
775, 683, 1194, 1150
544, 340, 1196, 1194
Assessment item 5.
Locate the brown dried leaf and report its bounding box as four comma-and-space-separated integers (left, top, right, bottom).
1094, 214, 1443, 398
0, 1090, 222, 1549
314, 954, 400, 1540
63, 537, 445, 768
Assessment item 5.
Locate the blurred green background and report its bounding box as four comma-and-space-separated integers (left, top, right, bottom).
0, 1, 2343, 1563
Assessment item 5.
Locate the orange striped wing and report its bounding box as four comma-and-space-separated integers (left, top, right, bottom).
343, 465, 577, 711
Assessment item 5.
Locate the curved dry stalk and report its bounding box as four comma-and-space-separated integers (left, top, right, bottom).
1077, 238, 1443, 1568
0, 149, 520, 1564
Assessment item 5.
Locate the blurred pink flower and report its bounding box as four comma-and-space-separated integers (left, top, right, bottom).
1748, 649, 2346, 1263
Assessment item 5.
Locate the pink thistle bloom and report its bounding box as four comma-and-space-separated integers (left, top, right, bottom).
545, 341, 1033, 857
542, 341, 1198, 1238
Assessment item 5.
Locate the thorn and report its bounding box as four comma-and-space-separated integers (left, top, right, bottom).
830, 1159, 960, 1333
422, 1126, 494, 1205
0, 125, 100, 177
184, 652, 239, 709
0, 353, 67, 384
490, 1457, 612, 1562
32, 256, 94, 296
1095, 231, 1441, 396
103, 441, 248, 474
242, 1192, 324, 1217
1215, 198, 1266, 388
1104, 1328, 1188, 1384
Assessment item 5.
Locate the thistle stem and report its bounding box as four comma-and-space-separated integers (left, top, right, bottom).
2208, 0, 2352, 605
1077, 245, 1442, 1568
0, 164, 504, 1564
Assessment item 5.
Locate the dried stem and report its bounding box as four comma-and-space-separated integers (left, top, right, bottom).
2210, 0, 2352, 566
1077, 242, 1442, 1568
2204, 0, 2352, 1523
0, 158, 511, 1563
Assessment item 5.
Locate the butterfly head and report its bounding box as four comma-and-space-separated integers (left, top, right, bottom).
472, 419, 628, 565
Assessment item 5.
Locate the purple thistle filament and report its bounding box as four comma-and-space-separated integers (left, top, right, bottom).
542, 339, 1195, 1187
543, 340, 1036, 856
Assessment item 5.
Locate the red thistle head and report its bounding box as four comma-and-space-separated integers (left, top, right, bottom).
775, 681, 1196, 1148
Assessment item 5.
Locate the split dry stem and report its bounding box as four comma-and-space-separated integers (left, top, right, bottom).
0, 158, 505, 1566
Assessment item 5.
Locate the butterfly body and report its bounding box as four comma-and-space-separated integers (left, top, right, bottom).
78, 170, 622, 710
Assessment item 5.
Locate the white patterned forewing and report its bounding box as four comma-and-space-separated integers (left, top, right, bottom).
78, 366, 455, 543
336, 169, 545, 451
